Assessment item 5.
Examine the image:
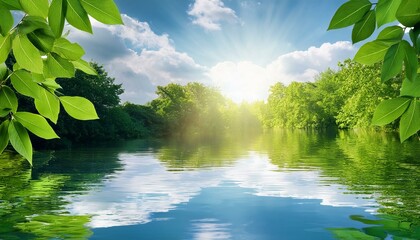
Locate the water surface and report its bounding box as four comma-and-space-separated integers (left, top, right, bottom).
0, 130, 419, 239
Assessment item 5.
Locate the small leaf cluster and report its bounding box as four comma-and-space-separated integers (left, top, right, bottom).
0, 0, 122, 164
329, 0, 420, 142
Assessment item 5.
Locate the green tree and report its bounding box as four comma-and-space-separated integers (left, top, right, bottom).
52, 64, 125, 143
150, 83, 193, 136
122, 103, 164, 138
150, 82, 229, 138
0, 0, 123, 164
329, 0, 420, 142
265, 82, 325, 129
263, 60, 402, 130
334, 60, 400, 128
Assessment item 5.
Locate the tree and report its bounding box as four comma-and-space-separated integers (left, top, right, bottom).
150, 83, 193, 136
263, 60, 401, 130
265, 82, 326, 129
122, 103, 164, 137
333, 60, 400, 128
150, 82, 231, 138
53, 64, 125, 143
0, 0, 123, 165
329, 0, 420, 142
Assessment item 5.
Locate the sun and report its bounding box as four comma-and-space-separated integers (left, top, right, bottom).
209, 61, 272, 103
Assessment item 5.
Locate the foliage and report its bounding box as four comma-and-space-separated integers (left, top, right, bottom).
0, 0, 123, 164
51, 64, 124, 143
334, 60, 400, 128
263, 60, 400, 130
329, 0, 420, 142
151, 83, 224, 137
265, 81, 326, 129
39, 64, 163, 144
121, 103, 164, 137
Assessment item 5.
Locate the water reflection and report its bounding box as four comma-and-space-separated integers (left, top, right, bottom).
66, 150, 378, 230
0, 130, 419, 239
66, 153, 224, 228
191, 219, 231, 240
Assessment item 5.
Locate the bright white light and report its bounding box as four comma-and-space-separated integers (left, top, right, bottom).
208, 42, 355, 103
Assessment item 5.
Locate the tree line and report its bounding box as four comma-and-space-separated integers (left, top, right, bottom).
27, 63, 261, 148
261, 59, 402, 130
27, 58, 411, 149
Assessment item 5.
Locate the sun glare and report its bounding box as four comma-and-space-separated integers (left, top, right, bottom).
210, 61, 271, 103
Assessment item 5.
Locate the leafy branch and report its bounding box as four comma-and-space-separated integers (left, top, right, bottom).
329, 0, 420, 142
0, 0, 123, 165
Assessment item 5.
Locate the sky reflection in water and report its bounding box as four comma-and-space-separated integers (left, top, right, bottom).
64, 150, 379, 239
1, 131, 419, 239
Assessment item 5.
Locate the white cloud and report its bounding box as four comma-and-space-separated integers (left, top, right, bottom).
208, 41, 355, 103
67, 12, 354, 104
67, 15, 206, 104
101, 15, 172, 50
267, 41, 355, 84
188, 0, 238, 31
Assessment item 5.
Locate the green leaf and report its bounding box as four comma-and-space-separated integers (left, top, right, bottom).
12, 62, 21, 72
0, 86, 18, 113
376, 0, 402, 27
52, 38, 85, 60
19, 0, 49, 18
354, 40, 390, 65
0, 34, 12, 63
400, 100, 420, 142
0, 109, 9, 118
27, 29, 55, 53
31, 73, 45, 83
0, 63, 8, 80
372, 97, 411, 126
0, 0, 22, 10
352, 10, 376, 43
66, 0, 92, 33
0, 120, 9, 154
401, 77, 420, 97
410, 31, 419, 50
10, 70, 41, 99
328, 0, 372, 30
42, 79, 62, 90
80, 0, 123, 24
401, 40, 418, 81
377, 26, 404, 42
72, 59, 97, 75
8, 120, 32, 164
44, 53, 75, 78
12, 34, 44, 74
396, 0, 420, 27
381, 42, 404, 82
60, 96, 99, 120
0, 8, 13, 36
14, 112, 59, 139
49, 0, 67, 38
17, 16, 49, 35
409, 24, 420, 48
35, 88, 60, 124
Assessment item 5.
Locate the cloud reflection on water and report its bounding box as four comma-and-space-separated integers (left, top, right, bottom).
66, 151, 378, 228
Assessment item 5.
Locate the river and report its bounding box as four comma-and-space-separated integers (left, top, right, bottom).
0, 130, 419, 239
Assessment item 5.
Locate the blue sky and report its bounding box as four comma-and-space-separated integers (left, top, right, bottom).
69, 0, 356, 103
